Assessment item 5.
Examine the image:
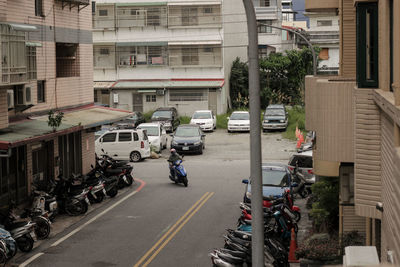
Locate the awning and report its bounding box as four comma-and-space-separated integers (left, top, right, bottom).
168, 1, 221, 6
138, 89, 157, 93
117, 42, 168, 47
0, 105, 131, 150
26, 42, 42, 47
1, 23, 38, 32
116, 2, 167, 7
94, 81, 115, 89
168, 40, 222, 46
112, 79, 224, 89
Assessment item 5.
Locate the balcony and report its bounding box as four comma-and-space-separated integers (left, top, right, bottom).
305, 76, 355, 176
254, 6, 279, 20
305, 0, 338, 12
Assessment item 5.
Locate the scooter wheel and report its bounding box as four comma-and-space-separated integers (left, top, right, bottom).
80, 200, 89, 214
34, 217, 51, 239
93, 192, 104, 203
293, 211, 301, 222
65, 200, 84, 216
107, 186, 118, 198
300, 189, 310, 198
0, 249, 6, 264
16, 235, 34, 252
183, 176, 188, 187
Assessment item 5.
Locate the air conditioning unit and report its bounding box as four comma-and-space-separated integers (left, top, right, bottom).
7, 90, 14, 109
15, 86, 32, 105
156, 89, 165, 96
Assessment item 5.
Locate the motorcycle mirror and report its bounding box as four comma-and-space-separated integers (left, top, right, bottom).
114, 154, 118, 157
242, 179, 249, 184
101, 148, 105, 152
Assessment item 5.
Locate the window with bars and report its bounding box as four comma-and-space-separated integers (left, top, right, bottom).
169, 45, 221, 67
117, 6, 167, 27
146, 95, 156, 102
182, 7, 198, 26
118, 46, 167, 67
168, 5, 221, 27
35, 0, 44, 17
257, 20, 272, 33
26, 46, 37, 80
56, 43, 80, 77
317, 20, 332, 27
169, 90, 208, 102
260, 0, 270, 7
37, 80, 45, 103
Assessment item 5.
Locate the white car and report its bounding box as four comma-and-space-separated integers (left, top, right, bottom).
137, 122, 168, 153
227, 111, 250, 132
190, 110, 216, 131
95, 129, 150, 162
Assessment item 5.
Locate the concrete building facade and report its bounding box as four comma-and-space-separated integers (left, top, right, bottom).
0, 0, 129, 209
92, 0, 248, 116
305, 0, 400, 263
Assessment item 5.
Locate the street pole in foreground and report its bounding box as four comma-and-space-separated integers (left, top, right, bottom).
242, 0, 264, 266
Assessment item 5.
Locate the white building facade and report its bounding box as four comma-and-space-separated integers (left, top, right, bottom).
92, 0, 247, 116
304, 10, 339, 75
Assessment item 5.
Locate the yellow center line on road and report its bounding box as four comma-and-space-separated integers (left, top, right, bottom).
142, 192, 215, 267
133, 192, 211, 267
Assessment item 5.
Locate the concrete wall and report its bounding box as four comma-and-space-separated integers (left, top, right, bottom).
305, 0, 338, 11
339, 0, 356, 77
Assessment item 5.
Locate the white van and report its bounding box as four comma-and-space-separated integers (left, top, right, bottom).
95, 129, 150, 162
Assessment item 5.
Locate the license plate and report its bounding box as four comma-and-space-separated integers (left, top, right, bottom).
182, 147, 189, 151
102, 189, 107, 195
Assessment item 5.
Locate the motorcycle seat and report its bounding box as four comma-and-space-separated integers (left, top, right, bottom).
225, 234, 251, 248
9, 221, 29, 229
105, 169, 124, 174
217, 248, 247, 259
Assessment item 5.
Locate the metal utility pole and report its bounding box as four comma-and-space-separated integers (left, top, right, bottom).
242, 0, 264, 266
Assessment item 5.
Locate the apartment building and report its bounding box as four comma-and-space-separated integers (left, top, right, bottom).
305, 0, 400, 263
0, 0, 129, 209
92, 0, 248, 116
303, 0, 339, 75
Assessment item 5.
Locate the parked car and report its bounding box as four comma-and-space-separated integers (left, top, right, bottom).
114, 112, 145, 128
242, 163, 292, 203
151, 107, 179, 132
288, 150, 315, 181
227, 111, 250, 132
95, 129, 150, 162
170, 124, 205, 154
190, 110, 216, 131
262, 104, 288, 131
137, 122, 168, 153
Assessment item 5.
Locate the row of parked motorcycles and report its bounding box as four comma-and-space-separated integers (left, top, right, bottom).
210, 189, 302, 267
0, 151, 133, 265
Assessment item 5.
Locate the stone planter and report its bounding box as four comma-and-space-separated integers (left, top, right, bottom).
299, 258, 341, 267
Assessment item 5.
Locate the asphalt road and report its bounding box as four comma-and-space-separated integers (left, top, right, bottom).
14, 130, 297, 267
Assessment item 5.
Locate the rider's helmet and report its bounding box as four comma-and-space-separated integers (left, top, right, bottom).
170, 148, 176, 154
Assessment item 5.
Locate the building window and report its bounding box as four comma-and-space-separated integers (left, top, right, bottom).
58, 132, 82, 180
182, 7, 198, 26
146, 95, 156, 102
116, 6, 167, 27
35, 0, 44, 17
37, 80, 45, 103
260, 0, 270, 7
169, 45, 221, 67
319, 48, 329, 60
182, 47, 199, 65
56, 43, 80, 77
169, 90, 208, 102
92, 1, 96, 15
317, 20, 332, 27
118, 46, 166, 67
356, 3, 378, 88
204, 7, 213, 14
257, 20, 272, 33
99, 9, 108, 16
26, 46, 37, 80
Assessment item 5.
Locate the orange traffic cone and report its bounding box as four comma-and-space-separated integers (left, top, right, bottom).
288, 228, 299, 263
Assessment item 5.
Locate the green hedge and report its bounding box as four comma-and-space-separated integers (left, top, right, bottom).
282, 106, 305, 140
143, 110, 154, 122
179, 116, 191, 124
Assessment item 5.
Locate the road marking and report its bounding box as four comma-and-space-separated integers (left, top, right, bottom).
133, 192, 211, 267
142, 192, 214, 267
18, 253, 44, 267
18, 179, 146, 267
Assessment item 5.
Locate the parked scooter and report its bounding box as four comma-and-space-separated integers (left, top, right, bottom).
168, 158, 188, 187
98, 151, 134, 187
290, 163, 313, 198
0, 228, 16, 265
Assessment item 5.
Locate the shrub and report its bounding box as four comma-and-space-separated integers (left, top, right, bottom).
143, 110, 154, 122
296, 234, 340, 261
282, 106, 305, 140
179, 116, 191, 124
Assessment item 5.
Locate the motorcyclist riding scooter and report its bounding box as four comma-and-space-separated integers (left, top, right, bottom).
168, 149, 188, 187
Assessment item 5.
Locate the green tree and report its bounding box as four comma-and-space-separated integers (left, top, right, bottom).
229, 58, 249, 109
